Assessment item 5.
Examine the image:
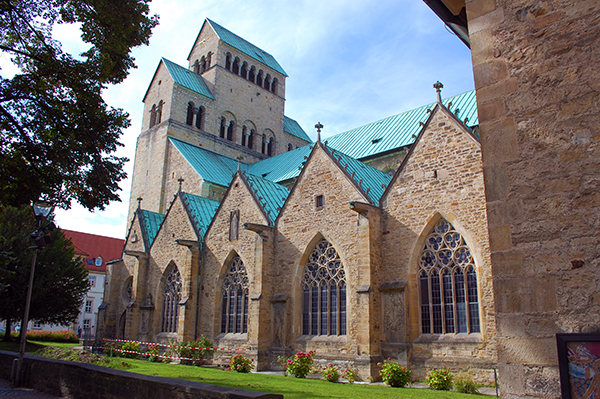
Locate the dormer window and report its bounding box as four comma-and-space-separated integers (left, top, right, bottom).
95, 257, 103, 266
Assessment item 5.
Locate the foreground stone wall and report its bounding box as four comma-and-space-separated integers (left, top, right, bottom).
0, 351, 281, 399
467, 0, 600, 397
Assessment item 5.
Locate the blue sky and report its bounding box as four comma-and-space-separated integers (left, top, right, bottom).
50, 0, 474, 238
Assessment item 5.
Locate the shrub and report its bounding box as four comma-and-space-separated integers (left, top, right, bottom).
229, 354, 254, 373
120, 341, 141, 359
176, 336, 215, 366
285, 350, 315, 378
342, 367, 357, 383
27, 330, 78, 342
426, 368, 454, 390
454, 375, 478, 394
378, 359, 411, 388
147, 343, 162, 362
322, 364, 340, 382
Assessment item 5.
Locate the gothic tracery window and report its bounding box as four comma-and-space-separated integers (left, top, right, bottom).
302, 239, 346, 336
221, 256, 249, 334
419, 219, 480, 335
161, 267, 182, 333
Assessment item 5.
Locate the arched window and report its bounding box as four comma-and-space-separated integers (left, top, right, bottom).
240, 62, 248, 79
287, 143, 293, 151
219, 117, 226, 138
261, 136, 266, 154
248, 129, 255, 150
232, 57, 240, 74
264, 74, 271, 91
206, 52, 212, 69
248, 66, 256, 83
221, 256, 249, 334
193, 59, 200, 74
156, 101, 163, 124
225, 53, 232, 70
256, 70, 263, 87
271, 78, 278, 95
196, 106, 205, 130
149, 104, 157, 128
200, 56, 206, 73
161, 267, 182, 333
267, 137, 274, 156
186, 102, 195, 125
227, 120, 235, 141
302, 239, 346, 336
419, 219, 480, 334
241, 126, 247, 146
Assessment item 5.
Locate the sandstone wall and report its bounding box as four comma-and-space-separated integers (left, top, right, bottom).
467, 0, 600, 396
382, 106, 496, 381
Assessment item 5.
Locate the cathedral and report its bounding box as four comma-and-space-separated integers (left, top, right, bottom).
101, 18, 497, 381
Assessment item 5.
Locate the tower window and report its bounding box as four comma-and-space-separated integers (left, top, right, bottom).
186, 102, 195, 125
227, 121, 235, 141
225, 53, 232, 70
232, 57, 240, 74
196, 106, 205, 130
220, 117, 226, 138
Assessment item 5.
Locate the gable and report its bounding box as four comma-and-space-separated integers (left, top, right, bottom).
181, 193, 220, 239
243, 173, 290, 225
162, 58, 215, 100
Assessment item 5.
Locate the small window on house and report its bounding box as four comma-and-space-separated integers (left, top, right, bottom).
33, 321, 42, 329
85, 300, 93, 313
89, 276, 96, 287
83, 319, 91, 330
227, 121, 235, 141
232, 57, 240, 74
87, 259, 93, 265
225, 53, 232, 70
316, 195, 324, 209
220, 117, 226, 138
95, 257, 103, 266
229, 210, 239, 241
186, 102, 195, 125
196, 106, 205, 130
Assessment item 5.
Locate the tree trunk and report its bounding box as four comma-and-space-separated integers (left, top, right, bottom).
3, 317, 11, 341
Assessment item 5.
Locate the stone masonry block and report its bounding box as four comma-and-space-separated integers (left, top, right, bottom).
480, 117, 518, 164
489, 225, 512, 252
466, 0, 497, 20
491, 250, 523, 276
497, 337, 557, 365
469, 8, 505, 35
473, 59, 509, 89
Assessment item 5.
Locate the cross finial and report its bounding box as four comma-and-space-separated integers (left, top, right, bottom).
236, 155, 243, 172
136, 197, 143, 209
177, 177, 184, 192
433, 81, 444, 103
315, 122, 323, 142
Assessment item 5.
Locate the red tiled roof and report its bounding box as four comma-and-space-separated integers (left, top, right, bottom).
62, 229, 124, 272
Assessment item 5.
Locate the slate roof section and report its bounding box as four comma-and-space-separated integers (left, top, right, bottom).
324, 145, 392, 204
170, 137, 239, 186
62, 230, 125, 272
284, 116, 312, 143
139, 209, 166, 249
244, 173, 290, 225
325, 90, 478, 160
207, 19, 288, 77
182, 193, 220, 239
162, 58, 215, 100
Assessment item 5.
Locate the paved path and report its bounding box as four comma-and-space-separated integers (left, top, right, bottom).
0, 379, 63, 398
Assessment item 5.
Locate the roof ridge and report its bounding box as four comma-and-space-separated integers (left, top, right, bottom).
161, 57, 215, 100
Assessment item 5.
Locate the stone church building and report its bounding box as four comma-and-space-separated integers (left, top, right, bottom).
101, 18, 497, 380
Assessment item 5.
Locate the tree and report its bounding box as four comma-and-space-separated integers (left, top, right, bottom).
0, 0, 158, 211
0, 205, 90, 340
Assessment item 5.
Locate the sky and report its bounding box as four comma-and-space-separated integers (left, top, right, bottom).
45, 0, 475, 239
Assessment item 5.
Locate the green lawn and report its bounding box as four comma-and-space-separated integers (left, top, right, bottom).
121, 358, 482, 399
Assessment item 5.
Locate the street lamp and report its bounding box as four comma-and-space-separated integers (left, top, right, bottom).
14, 201, 54, 386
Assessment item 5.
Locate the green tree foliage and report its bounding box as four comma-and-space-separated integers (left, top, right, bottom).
0, 0, 158, 210
0, 206, 90, 340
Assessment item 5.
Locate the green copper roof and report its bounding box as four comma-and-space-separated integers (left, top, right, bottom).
162, 58, 215, 100
170, 137, 238, 186
284, 116, 312, 143
182, 193, 220, 239
247, 145, 312, 183
325, 145, 392, 204
207, 19, 288, 77
244, 173, 289, 225
325, 90, 478, 160
139, 209, 165, 249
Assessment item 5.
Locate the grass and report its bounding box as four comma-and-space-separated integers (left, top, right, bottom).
119, 358, 482, 399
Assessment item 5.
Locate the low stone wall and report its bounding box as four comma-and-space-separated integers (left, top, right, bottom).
0, 350, 282, 399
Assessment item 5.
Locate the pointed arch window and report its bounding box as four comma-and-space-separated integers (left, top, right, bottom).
419, 219, 480, 335
302, 239, 346, 336
221, 256, 249, 334
161, 267, 182, 333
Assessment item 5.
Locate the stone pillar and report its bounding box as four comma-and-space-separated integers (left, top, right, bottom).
175, 239, 201, 342
349, 202, 383, 380
467, 0, 600, 396
123, 251, 148, 340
